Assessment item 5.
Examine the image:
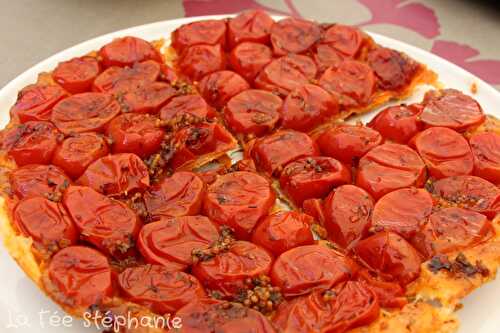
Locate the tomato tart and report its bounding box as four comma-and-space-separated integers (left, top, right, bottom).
0, 11, 499, 333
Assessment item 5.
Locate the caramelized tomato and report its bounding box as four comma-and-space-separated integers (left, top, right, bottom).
2, 121, 60, 166
270, 244, 353, 297
280, 156, 351, 206
9, 164, 70, 199
159, 95, 211, 123
118, 265, 205, 314
367, 104, 423, 143
224, 89, 282, 137
281, 84, 339, 132
251, 130, 319, 176
316, 124, 383, 165
52, 56, 100, 94
203, 171, 275, 239
171, 20, 227, 53
198, 70, 250, 109
52, 132, 109, 179
63, 186, 141, 257
138, 215, 219, 270
106, 113, 165, 158
314, 43, 345, 72
119, 81, 177, 113
372, 188, 433, 239
229, 42, 273, 82
143, 171, 204, 219
92, 60, 160, 93
251, 211, 314, 256
192, 241, 273, 297
270, 18, 321, 56
320, 24, 364, 57
367, 47, 419, 91
354, 231, 422, 285
10, 84, 68, 123
178, 44, 226, 81
323, 185, 374, 248
356, 143, 426, 199
228, 10, 274, 47
356, 269, 407, 308
469, 132, 500, 184
77, 153, 149, 195
412, 127, 474, 179
98, 36, 162, 68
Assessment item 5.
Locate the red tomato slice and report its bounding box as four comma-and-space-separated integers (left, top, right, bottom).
251, 211, 314, 256
106, 113, 165, 158
281, 84, 339, 132
367, 104, 423, 143
176, 298, 276, 333
52, 56, 100, 94
63, 186, 141, 257
92, 60, 160, 93
51, 92, 120, 134
314, 43, 345, 73
270, 18, 321, 56
367, 47, 419, 91
98, 36, 162, 68
412, 207, 492, 259
316, 124, 383, 164
412, 126, 474, 179
372, 188, 433, 239
270, 244, 354, 297
229, 42, 273, 82
203, 171, 275, 239
144, 171, 204, 219
280, 156, 351, 206
354, 231, 422, 286
251, 130, 319, 176
9, 164, 70, 200
118, 265, 205, 314
2, 121, 60, 166
10, 84, 68, 123
255, 54, 317, 96
224, 89, 282, 137
420, 89, 485, 132
159, 95, 212, 124
138, 215, 219, 270
178, 44, 226, 81
320, 24, 364, 57
323, 184, 374, 248
429, 175, 500, 218
13, 197, 78, 252
198, 70, 250, 109
302, 198, 326, 225
77, 153, 149, 195
228, 10, 274, 47
319, 60, 375, 108
118, 81, 177, 113
470, 132, 500, 184
52, 132, 109, 179
46, 246, 113, 308
356, 269, 407, 308
356, 143, 426, 199
171, 20, 227, 53
192, 241, 273, 297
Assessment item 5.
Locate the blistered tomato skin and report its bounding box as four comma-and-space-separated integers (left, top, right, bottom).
280, 156, 351, 206
9, 164, 71, 200
106, 113, 165, 158
10, 84, 68, 123
251, 211, 314, 256
192, 241, 273, 298
316, 124, 383, 165
367, 47, 419, 91
270, 244, 354, 297
52, 56, 100, 94
2, 121, 60, 166
77, 153, 150, 195
198, 70, 250, 109
469, 132, 500, 184
323, 185, 374, 248
92, 60, 160, 93
118, 81, 177, 114
138, 215, 219, 270
372, 188, 433, 239
46, 246, 113, 308
52, 132, 109, 179
229, 42, 273, 82
203, 171, 275, 239
354, 231, 422, 286
367, 104, 423, 143
228, 10, 274, 47
270, 18, 321, 56
320, 24, 364, 58
178, 44, 226, 81
412, 127, 474, 179
281, 84, 339, 132
171, 20, 227, 53
63, 186, 141, 257
251, 130, 320, 176
144, 171, 204, 219
118, 265, 205, 314
99, 36, 162, 68
159, 95, 211, 123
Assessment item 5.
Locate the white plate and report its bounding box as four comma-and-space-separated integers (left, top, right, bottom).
0, 15, 499, 333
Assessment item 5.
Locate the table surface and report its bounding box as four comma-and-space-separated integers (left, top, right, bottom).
1, 0, 499, 90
